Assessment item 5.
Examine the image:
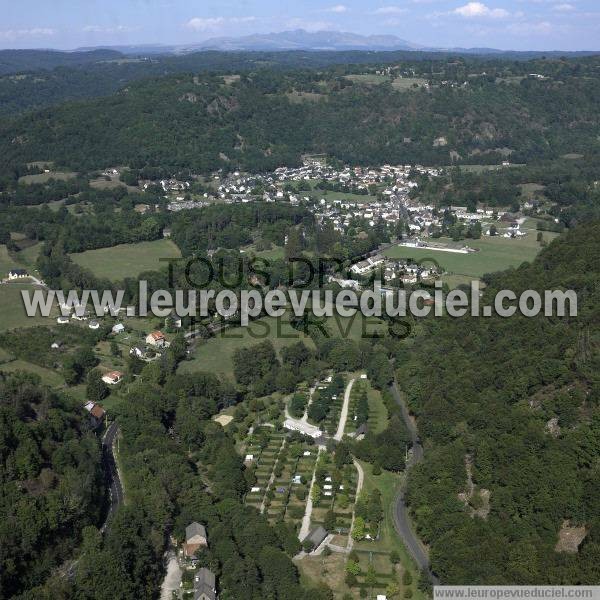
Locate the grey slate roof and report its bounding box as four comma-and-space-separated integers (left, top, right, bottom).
306, 525, 328, 549
186, 522, 207, 542
194, 567, 216, 600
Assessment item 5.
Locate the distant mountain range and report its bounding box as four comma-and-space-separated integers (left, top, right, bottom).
183, 29, 423, 52
75, 30, 599, 57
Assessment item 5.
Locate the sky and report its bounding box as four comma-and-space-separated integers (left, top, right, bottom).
1, 0, 599, 51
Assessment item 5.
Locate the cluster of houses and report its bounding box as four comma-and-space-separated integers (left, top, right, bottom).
338, 254, 438, 288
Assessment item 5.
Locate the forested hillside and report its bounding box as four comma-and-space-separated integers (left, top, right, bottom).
398, 222, 600, 584
3, 50, 595, 117
0, 373, 103, 598
1, 58, 599, 175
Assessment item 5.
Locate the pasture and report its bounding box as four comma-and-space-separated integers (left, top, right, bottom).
384, 231, 559, 278
0, 285, 56, 332
69, 239, 181, 280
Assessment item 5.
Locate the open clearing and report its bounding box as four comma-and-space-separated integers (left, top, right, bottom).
179, 316, 316, 380
0, 285, 56, 332
69, 239, 181, 280
18, 171, 77, 184
0, 359, 64, 387
384, 232, 559, 278
392, 77, 429, 91
180, 312, 386, 379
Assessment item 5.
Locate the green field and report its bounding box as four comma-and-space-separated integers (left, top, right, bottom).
384, 231, 559, 278
345, 74, 390, 85
180, 312, 387, 379
392, 77, 429, 91
0, 245, 15, 279
309, 189, 378, 204
0, 285, 56, 332
179, 316, 315, 379
69, 239, 181, 280
0, 359, 65, 387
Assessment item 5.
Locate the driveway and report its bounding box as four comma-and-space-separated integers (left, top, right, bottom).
333, 377, 356, 441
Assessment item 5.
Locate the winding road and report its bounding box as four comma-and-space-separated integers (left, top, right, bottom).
100, 422, 124, 533
390, 381, 439, 585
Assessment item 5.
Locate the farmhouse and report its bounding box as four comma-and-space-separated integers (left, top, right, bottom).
7, 268, 29, 280
102, 371, 123, 385
184, 522, 208, 558
146, 331, 166, 348
193, 567, 217, 600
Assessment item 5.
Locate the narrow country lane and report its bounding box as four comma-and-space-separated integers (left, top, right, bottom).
390, 381, 439, 585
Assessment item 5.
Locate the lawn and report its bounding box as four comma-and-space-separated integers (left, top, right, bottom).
69, 239, 181, 281
0, 284, 56, 332
384, 232, 559, 278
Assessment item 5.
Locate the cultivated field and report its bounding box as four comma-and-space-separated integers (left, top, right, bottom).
69, 239, 181, 280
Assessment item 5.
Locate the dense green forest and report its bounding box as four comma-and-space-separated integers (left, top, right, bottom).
2, 50, 598, 116
1, 56, 600, 176
398, 222, 600, 584
14, 342, 335, 600
0, 373, 103, 598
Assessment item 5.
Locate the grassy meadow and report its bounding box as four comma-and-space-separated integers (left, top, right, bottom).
384, 231, 559, 279
69, 239, 181, 280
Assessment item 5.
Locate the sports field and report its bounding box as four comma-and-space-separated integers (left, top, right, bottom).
384, 231, 559, 278
69, 239, 181, 280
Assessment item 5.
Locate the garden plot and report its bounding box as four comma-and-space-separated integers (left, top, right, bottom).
244, 428, 286, 510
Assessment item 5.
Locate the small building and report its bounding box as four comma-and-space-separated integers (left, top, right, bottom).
84, 401, 105, 428
57, 316, 70, 325
193, 567, 217, 600
146, 331, 166, 348
102, 371, 123, 385
7, 268, 29, 280
166, 311, 182, 329
88, 320, 100, 330
50, 341, 63, 350
184, 522, 208, 558
112, 323, 125, 334
303, 525, 328, 551
129, 346, 146, 359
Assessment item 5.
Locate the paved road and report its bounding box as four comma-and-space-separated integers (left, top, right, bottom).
334, 377, 356, 442
100, 422, 124, 533
390, 382, 439, 585
62, 422, 124, 579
